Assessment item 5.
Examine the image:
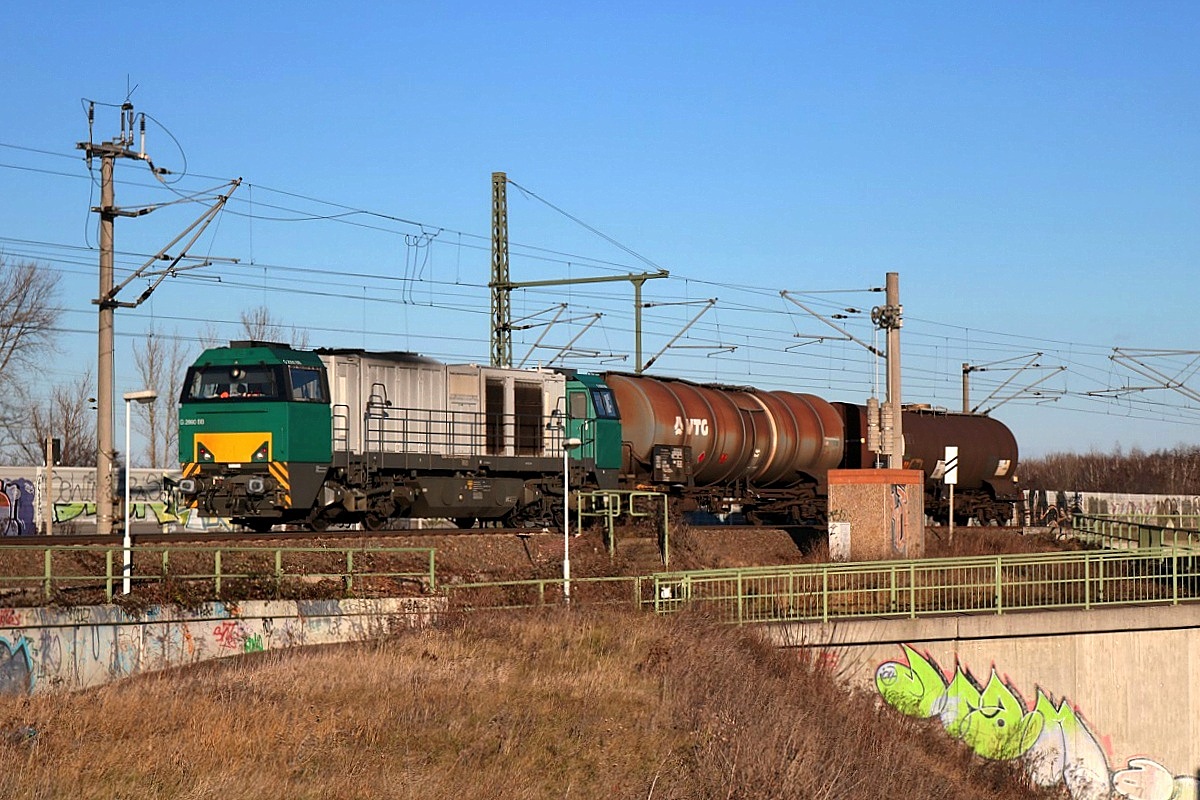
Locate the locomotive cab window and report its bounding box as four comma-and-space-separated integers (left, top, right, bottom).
289, 366, 328, 402
590, 388, 619, 419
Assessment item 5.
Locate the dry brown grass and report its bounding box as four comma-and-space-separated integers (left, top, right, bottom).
0, 608, 1062, 800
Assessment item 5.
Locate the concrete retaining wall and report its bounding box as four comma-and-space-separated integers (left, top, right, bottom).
0, 597, 445, 695
763, 606, 1200, 800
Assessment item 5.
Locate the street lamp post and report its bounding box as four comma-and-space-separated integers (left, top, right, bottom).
562, 435, 582, 603
123, 389, 157, 595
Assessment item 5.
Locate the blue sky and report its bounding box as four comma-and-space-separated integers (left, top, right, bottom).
2, 1, 1199, 458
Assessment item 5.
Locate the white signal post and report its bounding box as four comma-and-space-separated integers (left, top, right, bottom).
562, 435, 583, 603
944, 446, 959, 544
123, 389, 158, 595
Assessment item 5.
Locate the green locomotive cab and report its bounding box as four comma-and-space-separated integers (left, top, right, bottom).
177, 341, 332, 531
565, 373, 622, 489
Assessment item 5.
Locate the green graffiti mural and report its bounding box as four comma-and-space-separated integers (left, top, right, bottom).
875, 646, 1198, 800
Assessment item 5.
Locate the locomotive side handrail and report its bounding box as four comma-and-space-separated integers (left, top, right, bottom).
352, 405, 563, 459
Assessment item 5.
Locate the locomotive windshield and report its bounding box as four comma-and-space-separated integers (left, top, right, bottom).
183, 364, 284, 401
182, 363, 329, 403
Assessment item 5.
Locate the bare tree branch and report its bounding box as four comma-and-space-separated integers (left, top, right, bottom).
10, 372, 97, 466
133, 328, 190, 468
0, 256, 61, 376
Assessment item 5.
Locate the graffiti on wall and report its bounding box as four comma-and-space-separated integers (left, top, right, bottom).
0, 467, 188, 533
889, 483, 908, 555
1025, 489, 1200, 529
875, 644, 1197, 800
0, 637, 34, 695
0, 478, 35, 536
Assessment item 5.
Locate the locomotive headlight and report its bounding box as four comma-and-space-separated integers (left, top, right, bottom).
251, 441, 270, 462
247, 477, 266, 495
197, 443, 214, 463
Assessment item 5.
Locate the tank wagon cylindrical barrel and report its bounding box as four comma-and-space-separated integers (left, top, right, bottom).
836, 402, 1021, 523
603, 373, 845, 522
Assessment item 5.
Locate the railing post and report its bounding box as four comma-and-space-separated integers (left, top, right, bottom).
736, 572, 744, 624
214, 549, 222, 597
995, 557, 1003, 614
889, 564, 898, 613
822, 568, 829, 624
346, 550, 354, 593
275, 549, 283, 594
428, 549, 437, 591
1172, 548, 1179, 605
909, 562, 916, 619
1083, 554, 1090, 610
47, 549, 57, 601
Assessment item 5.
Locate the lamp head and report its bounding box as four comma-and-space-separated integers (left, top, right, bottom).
124, 389, 158, 404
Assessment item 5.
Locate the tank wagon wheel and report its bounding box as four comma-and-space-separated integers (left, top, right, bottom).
245, 520, 275, 533
453, 517, 477, 529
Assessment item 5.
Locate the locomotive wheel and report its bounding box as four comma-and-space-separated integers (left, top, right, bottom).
362, 512, 387, 532
307, 505, 334, 532
245, 520, 275, 533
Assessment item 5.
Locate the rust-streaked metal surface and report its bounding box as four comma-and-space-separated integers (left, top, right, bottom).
836, 403, 1019, 495
603, 374, 844, 488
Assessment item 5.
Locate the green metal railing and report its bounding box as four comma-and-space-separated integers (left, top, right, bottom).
0, 544, 437, 603
577, 490, 670, 564
645, 547, 1200, 624
443, 574, 647, 610
1072, 513, 1200, 550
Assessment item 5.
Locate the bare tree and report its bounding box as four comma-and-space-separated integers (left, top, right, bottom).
13, 372, 97, 466
239, 305, 309, 348
0, 256, 60, 374
0, 256, 63, 458
133, 328, 190, 468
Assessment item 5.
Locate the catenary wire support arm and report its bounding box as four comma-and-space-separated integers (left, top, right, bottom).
965, 352, 1047, 413
545, 313, 604, 366
1108, 349, 1200, 405
962, 353, 1047, 412
640, 298, 718, 371
100, 178, 242, 309
977, 366, 1067, 415
780, 290, 883, 356
491, 269, 669, 371
516, 304, 567, 368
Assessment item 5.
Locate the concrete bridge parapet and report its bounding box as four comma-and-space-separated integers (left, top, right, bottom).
0, 597, 445, 696
764, 605, 1200, 800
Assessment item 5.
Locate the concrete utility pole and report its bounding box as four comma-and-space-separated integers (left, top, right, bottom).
78, 102, 149, 537
871, 272, 903, 468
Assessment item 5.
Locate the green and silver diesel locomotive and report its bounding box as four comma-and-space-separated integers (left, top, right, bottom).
177, 341, 623, 531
